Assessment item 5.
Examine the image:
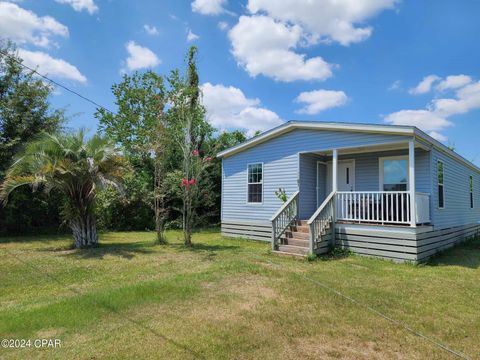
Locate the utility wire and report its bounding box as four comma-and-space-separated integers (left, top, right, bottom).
0, 49, 116, 116
252, 255, 471, 360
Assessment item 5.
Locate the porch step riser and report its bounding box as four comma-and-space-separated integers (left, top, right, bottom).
282, 239, 309, 247
278, 245, 309, 255
285, 231, 309, 240
291, 226, 309, 234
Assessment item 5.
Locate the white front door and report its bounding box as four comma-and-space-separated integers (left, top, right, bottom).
327, 160, 355, 193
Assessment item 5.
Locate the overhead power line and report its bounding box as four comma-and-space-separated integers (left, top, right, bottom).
0, 49, 116, 116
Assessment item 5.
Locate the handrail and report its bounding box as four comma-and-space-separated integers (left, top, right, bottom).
308, 191, 336, 253
308, 191, 335, 225
270, 191, 299, 221
271, 191, 299, 251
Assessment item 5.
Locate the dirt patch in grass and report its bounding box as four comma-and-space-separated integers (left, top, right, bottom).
198, 275, 279, 320
282, 335, 416, 360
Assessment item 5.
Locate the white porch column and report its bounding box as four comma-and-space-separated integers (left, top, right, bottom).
332, 149, 338, 192
331, 149, 338, 245
409, 139, 416, 227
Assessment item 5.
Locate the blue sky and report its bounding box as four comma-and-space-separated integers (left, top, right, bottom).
2, 0, 480, 164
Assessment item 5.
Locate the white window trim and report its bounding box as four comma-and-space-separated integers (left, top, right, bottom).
246, 162, 264, 205
437, 160, 445, 209
379, 155, 409, 191
469, 175, 474, 209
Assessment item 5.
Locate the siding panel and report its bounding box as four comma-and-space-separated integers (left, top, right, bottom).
222, 129, 411, 222
431, 148, 480, 229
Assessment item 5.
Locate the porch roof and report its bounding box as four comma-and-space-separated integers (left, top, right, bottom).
217, 120, 480, 173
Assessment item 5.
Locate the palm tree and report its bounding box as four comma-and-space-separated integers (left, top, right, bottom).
0, 130, 127, 248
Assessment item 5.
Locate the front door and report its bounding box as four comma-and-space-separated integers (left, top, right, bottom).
326, 160, 355, 193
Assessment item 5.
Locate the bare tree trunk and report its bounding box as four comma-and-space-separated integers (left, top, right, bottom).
154, 162, 166, 244
71, 214, 98, 248
183, 192, 192, 246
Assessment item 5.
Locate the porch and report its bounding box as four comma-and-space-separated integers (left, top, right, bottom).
271, 139, 433, 257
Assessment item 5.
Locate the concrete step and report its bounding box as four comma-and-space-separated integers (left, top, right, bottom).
278, 244, 309, 255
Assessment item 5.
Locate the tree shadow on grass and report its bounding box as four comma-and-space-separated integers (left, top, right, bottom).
167, 242, 241, 261
426, 237, 480, 269
0, 233, 68, 244
62, 241, 156, 260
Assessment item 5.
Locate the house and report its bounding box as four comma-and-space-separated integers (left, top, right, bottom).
218, 121, 480, 262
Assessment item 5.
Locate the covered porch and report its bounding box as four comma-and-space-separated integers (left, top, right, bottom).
299, 138, 431, 227
271, 139, 432, 255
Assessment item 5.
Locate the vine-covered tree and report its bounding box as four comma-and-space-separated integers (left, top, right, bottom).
0, 131, 127, 248
166, 46, 214, 246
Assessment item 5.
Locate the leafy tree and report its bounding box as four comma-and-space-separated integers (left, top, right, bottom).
96, 71, 170, 242
0, 41, 65, 234
0, 131, 127, 248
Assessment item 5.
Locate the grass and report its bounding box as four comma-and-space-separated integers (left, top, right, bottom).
1, 230, 479, 359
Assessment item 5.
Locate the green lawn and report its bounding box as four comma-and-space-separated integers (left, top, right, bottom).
0, 230, 479, 359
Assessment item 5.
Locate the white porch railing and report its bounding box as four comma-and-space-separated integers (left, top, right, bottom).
270, 191, 299, 250
336, 191, 430, 225
308, 191, 335, 253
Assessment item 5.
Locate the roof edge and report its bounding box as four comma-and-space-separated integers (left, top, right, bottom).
216, 121, 480, 174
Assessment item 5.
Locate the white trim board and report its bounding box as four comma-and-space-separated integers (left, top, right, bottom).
217, 121, 480, 175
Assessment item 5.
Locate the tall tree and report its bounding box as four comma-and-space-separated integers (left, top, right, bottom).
167, 46, 214, 246
0, 131, 127, 248
0, 41, 65, 234
96, 71, 169, 242
0, 42, 64, 177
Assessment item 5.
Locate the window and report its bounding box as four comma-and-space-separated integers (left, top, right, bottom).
437, 161, 444, 209
470, 175, 474, 209
380, 156, 408, 191
247, 163, 263, 203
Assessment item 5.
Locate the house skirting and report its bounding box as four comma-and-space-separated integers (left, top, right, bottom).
221, 219, 272, 242
221, 220, 480, 262
336, 223, 480, 262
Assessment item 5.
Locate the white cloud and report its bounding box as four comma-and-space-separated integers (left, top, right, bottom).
385, 76, 480, 141
384, 110, 452, 133
123, 41, 160, 72
218, 21, 228, 31
295, 89, 348, 115
191, 0, 226, 15
17, 48, 87, 83
143, 24, 159, 36
428, 131, 447, 142
201, 82, 283, 134
388, 80, 401, 91
247, 0, 398, 46
408, 75, 440, 95
229, 15, 333, 82
436, 74, 472, 92
431, 81, 480, 117
55, 0, 98, 14
0, 2, 68, 48
187, 29, 199, 42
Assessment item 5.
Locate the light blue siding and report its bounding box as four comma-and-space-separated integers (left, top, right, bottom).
222, 128, 410, 222
337, 149, 430, 192
430, 148, 480, 229
299, 153, 323, 219
317, 163, 327, 208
